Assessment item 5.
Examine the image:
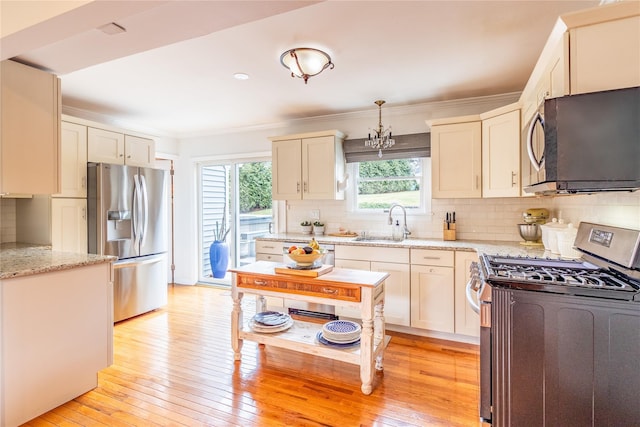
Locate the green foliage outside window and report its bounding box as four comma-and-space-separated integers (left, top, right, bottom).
239, 162, 272, 213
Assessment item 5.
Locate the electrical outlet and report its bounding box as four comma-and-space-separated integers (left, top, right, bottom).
310, 209, 320, 220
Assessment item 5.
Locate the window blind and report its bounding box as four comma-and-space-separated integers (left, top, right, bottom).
343, 132, 430, 163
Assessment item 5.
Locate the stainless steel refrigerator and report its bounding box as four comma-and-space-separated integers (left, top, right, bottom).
87, 162, 168, 322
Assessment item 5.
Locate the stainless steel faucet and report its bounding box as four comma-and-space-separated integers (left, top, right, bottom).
388, 203, 411, 239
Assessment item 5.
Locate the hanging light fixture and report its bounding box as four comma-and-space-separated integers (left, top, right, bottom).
280, 47, 334, 84
365, 100, 395, 158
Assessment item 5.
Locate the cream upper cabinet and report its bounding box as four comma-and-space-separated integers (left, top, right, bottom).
53, 121, 88, 198
88, 128, 155, 167
454, 251, 479, 337
429, 118, 482, 199
0, 60, 60, 195
410, 249, 455, 333
51, 198, 87, 253
270, 130, 345, 200
87, 127, 124, 164
124, 135, 155, 167
481, 106, 521, 198
569, 15, 640, 94
334, 245, 410, 326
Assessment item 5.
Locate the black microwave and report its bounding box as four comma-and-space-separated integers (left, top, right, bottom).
524, 86, 640, 195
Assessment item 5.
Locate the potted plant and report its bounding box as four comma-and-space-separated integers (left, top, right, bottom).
300, 220, 312, 234
209, 205, 230, 279
313, 220, 325, 235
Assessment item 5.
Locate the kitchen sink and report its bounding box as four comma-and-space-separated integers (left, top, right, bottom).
352, 236, 403, 243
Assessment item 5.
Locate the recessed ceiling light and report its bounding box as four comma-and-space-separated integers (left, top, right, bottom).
234, 73, 249, 80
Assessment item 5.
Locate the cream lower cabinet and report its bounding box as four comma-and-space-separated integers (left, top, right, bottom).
410, 249, 455, 333
335, 245, 410, 326
429, 118, 482, 198
51, 198, 87, 253
454, 251, 480, 337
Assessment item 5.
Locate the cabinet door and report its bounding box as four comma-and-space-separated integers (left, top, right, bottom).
302, 135, 336, 199
272, 139, 302, 200
410, 264, 455, 332
431, 121, 482, 198
570, 16, 640, 94
372, 261, 411, 327
482, 109, 520, 198
87, 127, 125, 164
54, 122, 87, 198
454, 251, 479, 337
51, 198, 87, 253
1, 60, 60, 195
124, 135, 155, 167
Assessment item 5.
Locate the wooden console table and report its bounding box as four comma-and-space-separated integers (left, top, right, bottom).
230, 261, 389, 395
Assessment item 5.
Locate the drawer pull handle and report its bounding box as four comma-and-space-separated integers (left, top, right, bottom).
322, 288, 338, 295
253, 280, 268, 286
423, 256, 441, 260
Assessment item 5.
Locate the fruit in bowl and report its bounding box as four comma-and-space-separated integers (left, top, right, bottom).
285, 241, 326, 266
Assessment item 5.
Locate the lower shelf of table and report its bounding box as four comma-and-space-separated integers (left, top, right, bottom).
238, 319, 390, 366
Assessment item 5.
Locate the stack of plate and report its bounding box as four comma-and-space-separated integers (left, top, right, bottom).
316, 320, 361, 348
249, 311, 293, 333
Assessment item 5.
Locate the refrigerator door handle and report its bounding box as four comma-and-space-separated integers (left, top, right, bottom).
132, 173, 142, 248
140, 174, 149, 248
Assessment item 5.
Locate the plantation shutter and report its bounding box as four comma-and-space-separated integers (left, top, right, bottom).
343, 132, 430, 162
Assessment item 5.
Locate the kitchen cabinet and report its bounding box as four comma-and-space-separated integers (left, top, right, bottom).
88, 127, 155, 167
0, 59, 61, 195
480, 105, 521, 198
568, 15, 640, 94
429, 118, 482, 199
335, 245, 410, 326
410, 249, 455, 333
1, 262, 113, 427
53, 121, 88, 198
51, 198, 87, 253
270, 130, 346, 200
454, 251, 480, 337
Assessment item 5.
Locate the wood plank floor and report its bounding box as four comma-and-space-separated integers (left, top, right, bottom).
24, 285, 481, 426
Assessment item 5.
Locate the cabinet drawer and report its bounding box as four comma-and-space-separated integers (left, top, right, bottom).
410, 249, 454, 267
335, 245, 409, 263
236, 274, 361, 302
255, 240, 283, 255
255, 253, 282, 262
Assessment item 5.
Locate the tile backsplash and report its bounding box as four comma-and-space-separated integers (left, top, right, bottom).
0, 198, 17, 243
285, 192, 640, 242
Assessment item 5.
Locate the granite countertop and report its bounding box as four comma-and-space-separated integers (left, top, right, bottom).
0, 243, 117, 279
257, 233, 556, 258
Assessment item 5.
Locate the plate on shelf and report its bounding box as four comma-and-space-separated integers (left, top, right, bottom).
322, 320, 361, 342
249, 318, 294, 333
316, 331, 360, 348
253, 311, 291, 326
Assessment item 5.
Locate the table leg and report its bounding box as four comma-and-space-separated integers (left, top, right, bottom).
360, 287, 374, 395
374, 299, 385, 371
231, 278, 243, 361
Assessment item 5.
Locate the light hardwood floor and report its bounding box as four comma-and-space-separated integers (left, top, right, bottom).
24, 285, 481, 426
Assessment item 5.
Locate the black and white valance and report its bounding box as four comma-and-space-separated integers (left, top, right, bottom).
343, 132, 430, 163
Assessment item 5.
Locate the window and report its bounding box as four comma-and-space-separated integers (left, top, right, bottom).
349, 157, 430, 213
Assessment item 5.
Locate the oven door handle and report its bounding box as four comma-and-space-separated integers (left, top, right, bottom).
527, 111, 545, 172
466, 277, 481, 314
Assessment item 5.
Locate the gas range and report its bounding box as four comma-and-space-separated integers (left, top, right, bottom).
479, 254, 640, 301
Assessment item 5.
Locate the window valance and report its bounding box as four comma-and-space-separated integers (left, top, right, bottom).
343, 132, 430, 163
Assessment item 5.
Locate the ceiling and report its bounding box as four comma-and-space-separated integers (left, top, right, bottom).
2, 0, 602, 138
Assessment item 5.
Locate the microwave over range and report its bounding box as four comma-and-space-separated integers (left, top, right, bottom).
523, 86, 640, 195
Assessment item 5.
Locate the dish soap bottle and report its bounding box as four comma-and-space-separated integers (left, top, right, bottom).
392, 220, 403, 241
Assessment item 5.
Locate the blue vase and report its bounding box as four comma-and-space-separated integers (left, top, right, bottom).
209, 240, 229, 278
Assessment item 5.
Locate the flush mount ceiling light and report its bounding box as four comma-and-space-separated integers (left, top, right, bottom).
365, 100, 395, 158
280, 47, 334, 84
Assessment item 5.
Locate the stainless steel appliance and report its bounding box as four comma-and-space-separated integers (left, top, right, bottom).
524, 86, 640, 195
88, 162, 168, 322
468, 222, 640, 425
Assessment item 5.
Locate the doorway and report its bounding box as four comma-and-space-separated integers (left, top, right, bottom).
199, 159, 272, 285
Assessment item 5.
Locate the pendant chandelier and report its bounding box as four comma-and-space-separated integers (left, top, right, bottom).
280, 47, 334, 84
365, 100, 395, 158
